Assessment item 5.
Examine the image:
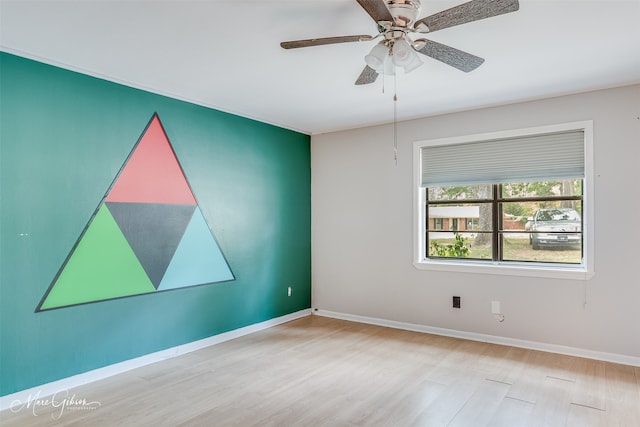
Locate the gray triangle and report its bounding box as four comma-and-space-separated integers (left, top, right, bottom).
106, 202, 196, 288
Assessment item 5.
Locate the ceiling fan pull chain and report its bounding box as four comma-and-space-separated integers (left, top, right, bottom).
393, 74, 398, 165
382, 70, 386, 94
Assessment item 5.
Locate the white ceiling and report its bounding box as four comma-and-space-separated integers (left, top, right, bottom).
1, 0, 639, 135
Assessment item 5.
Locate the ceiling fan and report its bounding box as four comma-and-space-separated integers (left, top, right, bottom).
280, 0, 519, 85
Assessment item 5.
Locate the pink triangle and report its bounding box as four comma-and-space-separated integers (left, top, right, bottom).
106, 115, 197, 205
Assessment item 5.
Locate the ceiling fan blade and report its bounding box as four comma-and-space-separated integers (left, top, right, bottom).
414, 40, 485, 72
355, 0, 394, 24
280, 35, 373, 49
355, 65, 379, 85
414, 0, 519, 33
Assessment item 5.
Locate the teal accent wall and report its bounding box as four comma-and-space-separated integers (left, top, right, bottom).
0, 52, 311, 396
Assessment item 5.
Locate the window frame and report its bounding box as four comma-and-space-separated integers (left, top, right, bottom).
413, 121, 594, 280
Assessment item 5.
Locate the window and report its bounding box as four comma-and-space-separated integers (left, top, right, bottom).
413, 122, 593, 280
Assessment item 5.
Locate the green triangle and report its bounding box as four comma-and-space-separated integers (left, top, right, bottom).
39, 204, 156, 310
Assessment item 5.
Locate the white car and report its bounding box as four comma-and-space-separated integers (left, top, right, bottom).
529, 208, 581, 250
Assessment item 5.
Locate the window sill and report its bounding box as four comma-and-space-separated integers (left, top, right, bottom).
414, 258, 594, 280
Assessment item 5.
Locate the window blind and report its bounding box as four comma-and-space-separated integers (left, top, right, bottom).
421, 130, 585, 187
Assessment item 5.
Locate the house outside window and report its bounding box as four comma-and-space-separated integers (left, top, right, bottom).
413, 122, 594, 280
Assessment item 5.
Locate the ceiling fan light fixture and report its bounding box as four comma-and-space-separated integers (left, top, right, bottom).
402, 52, 423, 73
390, 38, 423, 73
364, 42, 389, 72
391, 38, 414, 66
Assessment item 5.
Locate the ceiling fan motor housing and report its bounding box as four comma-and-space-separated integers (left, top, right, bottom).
386, 0, 421, 27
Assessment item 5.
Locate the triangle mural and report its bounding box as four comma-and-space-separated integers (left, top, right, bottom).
36, 114, 235, 312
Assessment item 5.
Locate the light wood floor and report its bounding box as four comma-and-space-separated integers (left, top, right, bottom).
2, 315, 639, 426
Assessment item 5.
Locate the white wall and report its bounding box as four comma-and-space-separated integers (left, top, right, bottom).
311, 84, 640, 359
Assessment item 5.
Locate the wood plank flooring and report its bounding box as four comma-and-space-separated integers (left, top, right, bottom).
2, 315, 639, 426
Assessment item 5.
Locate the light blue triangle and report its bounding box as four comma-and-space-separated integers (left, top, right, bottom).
158, 207, 234, 290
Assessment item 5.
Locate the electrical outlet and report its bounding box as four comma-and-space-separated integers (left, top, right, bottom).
453, 296, 461, 308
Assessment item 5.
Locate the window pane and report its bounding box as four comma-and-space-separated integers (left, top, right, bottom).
502, 235, 582, 264
428, 184, 493, 201
427, 232, 492, 260
501, 179, 582, 198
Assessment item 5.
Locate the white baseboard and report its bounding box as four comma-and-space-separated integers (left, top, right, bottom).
313, 309, 640, 367
0, 309, 311, 412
